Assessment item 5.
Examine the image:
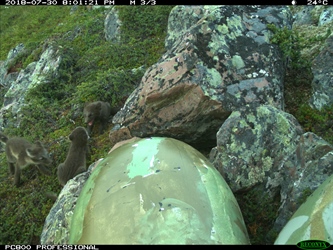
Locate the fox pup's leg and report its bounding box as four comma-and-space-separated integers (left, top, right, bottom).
36, 165, 52, 176
14, 164, 22, 187
98, 123, 104, 134
74, 166, 86, 177
86, 125, 93, 135
8, 162, 15, 175
99, 122, 108, 134
57, 163, 66, 186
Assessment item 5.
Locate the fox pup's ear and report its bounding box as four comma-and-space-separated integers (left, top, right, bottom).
69, 133, 74, 141
35, 141, 43, 147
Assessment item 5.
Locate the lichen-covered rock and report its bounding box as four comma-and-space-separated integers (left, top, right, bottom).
309, 34, 333, 110
0, 43, 25, 87
319, 6, 333, 26
0, 45, 61, 128
104, 7, 121, 42
40, 172, 90, 244
272, 132, 333, 234
69, 137, 250, 244
292, 6, 316, 26
111, 5, 293, 149
165, 5, 206, 50
209, 105, 333, 243
40, 160, 101, 244
274, 173, 333, 244
209, 104, 303, 195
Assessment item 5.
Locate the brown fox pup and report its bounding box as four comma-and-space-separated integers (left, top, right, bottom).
57, 127, 89, 186
0, 132, 52, 187
83, 101, 111, 135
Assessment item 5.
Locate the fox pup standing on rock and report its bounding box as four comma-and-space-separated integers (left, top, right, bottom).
57, 126, 89, 186
0, 132, 52, 187
83, 101, 111, 135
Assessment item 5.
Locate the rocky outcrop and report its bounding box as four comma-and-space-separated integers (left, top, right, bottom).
292, 6, 315, 26
210, 105, 333, 242
292, 6, 333, 111
0, 44, 61, 128
40, 159, 101, 244
111, 5, 293, 149
0, 43, 25, 88
309, 34, 333, 110
104, 7, 121, 42
272, 132, 333, 234
209, 105, 303, 195
319, 6, 333, 26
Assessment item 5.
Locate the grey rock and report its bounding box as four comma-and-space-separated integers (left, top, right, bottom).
0, 45, 61, 128
319, 6, 333, 26
309, 35, 333, 110
292, 6, 315, 26
40, 161, 99, 244
209, 106, 333, 243
111, 5, 293, 149
104, 7, 121, 42
165, 5, 206, 50
0, 43, 25, 87
272, 132, 333, 234
6, 43, 25, 61
209, 104, 303, 195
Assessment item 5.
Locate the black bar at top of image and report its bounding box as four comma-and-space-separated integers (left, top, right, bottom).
2, 0, 330, 6
91, 0, 330, 5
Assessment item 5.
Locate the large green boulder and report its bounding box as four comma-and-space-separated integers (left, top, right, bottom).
69, 137, 249, 244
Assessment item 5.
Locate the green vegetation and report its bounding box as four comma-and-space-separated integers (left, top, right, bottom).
235, 185, 281, 245
0, 5, 174, 244
297, 187, 313, 205
296, 104, 333, 144
267, 22, 333, 145
267, 24, 309, 70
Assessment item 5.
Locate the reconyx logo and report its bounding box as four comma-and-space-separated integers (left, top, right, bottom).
297, 240, 331, 250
